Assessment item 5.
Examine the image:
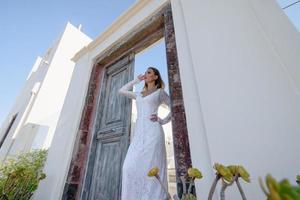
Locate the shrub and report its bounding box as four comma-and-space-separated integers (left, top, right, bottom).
0, 149, 47, 200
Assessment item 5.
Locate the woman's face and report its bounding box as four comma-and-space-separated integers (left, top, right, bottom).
144, 68, 157, 83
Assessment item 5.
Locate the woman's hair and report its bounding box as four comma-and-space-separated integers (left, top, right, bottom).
143, 67, 165, 91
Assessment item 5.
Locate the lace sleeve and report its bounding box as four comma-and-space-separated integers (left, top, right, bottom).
158, 89, 172, 125
118, 78, 141, 99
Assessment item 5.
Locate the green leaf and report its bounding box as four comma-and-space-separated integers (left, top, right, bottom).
0, 149, 47, 199
237, 165, 250, 183
214, 163, 233, 182
188, 168, 203, 179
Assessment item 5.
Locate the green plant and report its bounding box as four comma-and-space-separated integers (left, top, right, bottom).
148, 167, 202, 200
148, 166, 172, 200
0, 149, 47, 200
182, 168, 202, 200
174, 168, 202, 200
208, 163, 250, 200
227, 165, 250, 200
259, 174, 300, 200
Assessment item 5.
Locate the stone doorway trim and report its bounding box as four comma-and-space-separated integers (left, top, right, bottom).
62, 3, 192, 199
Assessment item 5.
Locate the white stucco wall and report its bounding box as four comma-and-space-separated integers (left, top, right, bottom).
26, 23, 92, 149
34, 1, 171, 200
0, 23, 90, 160
32, 24, 92, 199
172, 0, 300, 199
35, 0, 300, 199
0, 56, 49, 159
0, 22, 92, 199
33, 53, 94, 200
0, 26, 64, 147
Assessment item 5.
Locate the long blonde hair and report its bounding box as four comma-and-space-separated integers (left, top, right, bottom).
143, 67, 165, 91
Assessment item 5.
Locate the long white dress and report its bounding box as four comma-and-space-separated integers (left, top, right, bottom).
119, 78, 171, 200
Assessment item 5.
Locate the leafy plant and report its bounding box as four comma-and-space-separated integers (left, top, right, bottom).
227, 165, 250, 200
208, 163, 250, 200
148, 164, 300, 200
148, 166, 202, 200
0, 149, 47, 200
173, 168, 202, 200
259, 174, 300, 200
179, 168, 202, 200
148, 166, 172, 200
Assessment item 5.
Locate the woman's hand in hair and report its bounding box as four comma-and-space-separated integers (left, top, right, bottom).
138, 74, 146, 81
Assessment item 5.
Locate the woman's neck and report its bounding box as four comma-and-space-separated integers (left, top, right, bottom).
147, 82, 156, 91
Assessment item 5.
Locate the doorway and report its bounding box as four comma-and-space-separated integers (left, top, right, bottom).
133, 40, 176, 196
63, 4, 192, 200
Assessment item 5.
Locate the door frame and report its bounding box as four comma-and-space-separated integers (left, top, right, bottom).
83, 54, 135, 200
62, 3, 193, 199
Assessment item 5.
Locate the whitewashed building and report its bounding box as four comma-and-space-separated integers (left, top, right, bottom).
1, 0, 300, 200
0, 23, 91, 161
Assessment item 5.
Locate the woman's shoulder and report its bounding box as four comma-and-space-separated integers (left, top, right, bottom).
159, 88, 167, 94
158, 88, 167, 98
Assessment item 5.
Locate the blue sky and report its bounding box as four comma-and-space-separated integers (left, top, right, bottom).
0, 0, 299, 125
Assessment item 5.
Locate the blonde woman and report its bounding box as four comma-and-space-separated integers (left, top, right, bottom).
119, 67, 171, 200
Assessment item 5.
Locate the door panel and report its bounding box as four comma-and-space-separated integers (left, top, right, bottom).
81, 54, 134, 200
89, 139, 122, 200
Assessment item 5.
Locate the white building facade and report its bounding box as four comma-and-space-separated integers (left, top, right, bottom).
1, 0, 300, 200
0, 23, 91, 163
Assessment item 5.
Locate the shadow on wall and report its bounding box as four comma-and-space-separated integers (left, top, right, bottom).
8, 123, 49, 156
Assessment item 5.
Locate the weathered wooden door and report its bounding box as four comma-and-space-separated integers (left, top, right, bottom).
81, 55, 134, 200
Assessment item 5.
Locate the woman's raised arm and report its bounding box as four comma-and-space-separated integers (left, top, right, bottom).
118, 77, 141, 99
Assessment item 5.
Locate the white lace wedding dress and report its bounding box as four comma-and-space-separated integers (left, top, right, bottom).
119, 78, 171, 200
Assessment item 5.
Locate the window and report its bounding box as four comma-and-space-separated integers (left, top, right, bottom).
0, 114, 18, 148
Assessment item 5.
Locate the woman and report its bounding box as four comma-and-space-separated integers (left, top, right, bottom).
119, 67, 171, 200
